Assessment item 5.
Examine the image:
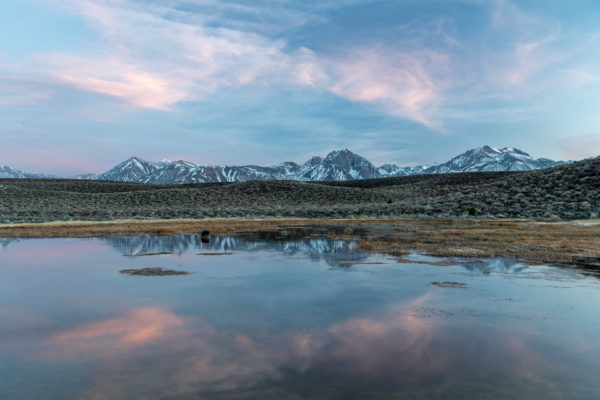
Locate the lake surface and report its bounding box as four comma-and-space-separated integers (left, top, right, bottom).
1, 234, 599, 399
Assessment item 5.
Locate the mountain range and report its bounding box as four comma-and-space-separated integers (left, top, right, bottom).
0, 166, 51, 179
1, 146, 565, 184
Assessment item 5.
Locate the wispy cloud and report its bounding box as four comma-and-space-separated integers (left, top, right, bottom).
6, 0, 451, 128
328, 48, 450, 130
37, 0, 315, 109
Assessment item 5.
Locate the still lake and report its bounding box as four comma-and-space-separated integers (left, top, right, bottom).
1, 234, 599, 399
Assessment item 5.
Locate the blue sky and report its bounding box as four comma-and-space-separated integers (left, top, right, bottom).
1, 0, 599, 175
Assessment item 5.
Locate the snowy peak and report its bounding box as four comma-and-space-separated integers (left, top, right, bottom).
324, 149, 375, 171
96, 156, 159, 183
0, 165, 27, 179
297, 149, 380, 181
0, 165, 49, 179
424, 146, 563, 174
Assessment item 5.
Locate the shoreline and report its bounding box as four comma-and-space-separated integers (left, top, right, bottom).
1, 217, 599, 270
0, 217, 395, 238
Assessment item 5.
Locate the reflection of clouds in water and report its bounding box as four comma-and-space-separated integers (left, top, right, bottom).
41, 306, 321, 399
53, 307, 185, 350
462, 258, 529, 275
29, 293, 573, 399
327, 294, 438, 374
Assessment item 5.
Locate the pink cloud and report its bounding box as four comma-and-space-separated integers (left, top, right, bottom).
59, 71, 186, 110
36, 0, 317, 111
328, 49, 450, 130
24, 1, 448, 130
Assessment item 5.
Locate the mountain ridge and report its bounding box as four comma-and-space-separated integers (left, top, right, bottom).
87, 146, 566, 184
0, 165, 52, 179
3, 146, 566, 183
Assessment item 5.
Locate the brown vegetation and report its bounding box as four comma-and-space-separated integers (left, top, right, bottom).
1, 217, 598, 269
0, 218, 366, 237
352, 219, 600, 268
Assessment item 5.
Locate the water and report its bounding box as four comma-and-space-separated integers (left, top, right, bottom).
1, 235, 599, 399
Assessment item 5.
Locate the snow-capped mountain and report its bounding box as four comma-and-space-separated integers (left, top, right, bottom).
293, 149, 380, 181
0, 165, 49, 179
1, 146, 566, 183
0, 165, 27, 178
93, 149, 382, 184
422, 146, 563, 174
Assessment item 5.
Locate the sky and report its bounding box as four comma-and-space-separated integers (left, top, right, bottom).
1, 0, 600, 176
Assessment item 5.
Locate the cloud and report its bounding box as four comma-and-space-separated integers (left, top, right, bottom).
483, 0, 584, 91
12, 0, 451, 128
3, 0, 600, 138
47, 56, 187, 110
36, 0, 312, 109
561, 69, 597, 86
328, 48, 450, 130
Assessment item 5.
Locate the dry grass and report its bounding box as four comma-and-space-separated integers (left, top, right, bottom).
0, 218, 341, 237
353, 219, 600, 267
0, 217, 598, 268
0, 217, 405, 238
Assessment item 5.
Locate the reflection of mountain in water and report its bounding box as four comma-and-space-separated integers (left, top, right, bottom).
101, 235, 370, 268
462, 258, 529, 274
0, 238, 21, 248
0, 234, 533, 273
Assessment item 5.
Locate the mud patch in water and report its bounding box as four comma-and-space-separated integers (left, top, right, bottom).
119, 267, 189, 276
431, 281, 467, 288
